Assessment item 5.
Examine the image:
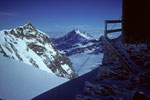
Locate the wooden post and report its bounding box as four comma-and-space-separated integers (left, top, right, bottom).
104, 21, 107, 37
104, 20, 122, 38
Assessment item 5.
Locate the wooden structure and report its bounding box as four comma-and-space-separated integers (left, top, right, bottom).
104, 20, 122, 37
122, 0, 150, 44
102, 36, 135, 74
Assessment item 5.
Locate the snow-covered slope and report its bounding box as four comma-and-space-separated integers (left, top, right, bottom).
52, 29, 103, 56
0, 23, 76, 79
0, 55, 68, 100
69, 53, 103, 76
32, 67, 99, 100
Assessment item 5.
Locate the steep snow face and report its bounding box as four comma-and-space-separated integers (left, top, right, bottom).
74, 29, 92, 40
0, 23, 76, 79
52, 29, 103, 56
0, 55, 68, 100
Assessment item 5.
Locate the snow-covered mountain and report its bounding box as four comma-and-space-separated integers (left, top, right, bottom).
0, 55, 68, 100
52, 29, 103, 56
52, 29, 104, 75
0, 23, 76, 79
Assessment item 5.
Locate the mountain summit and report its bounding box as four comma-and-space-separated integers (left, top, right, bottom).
23, 22, 36, 30
72, 29, 93, 40
63, 29, 93, 42
0, 23, 76, 79
52, 29, 103, 56
52, 29, 93, 50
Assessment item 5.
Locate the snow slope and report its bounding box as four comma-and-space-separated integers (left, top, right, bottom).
0, 23, 76, 79
32, 67, 99, 100
74, 29, 93, 40
0, 55, 68, 100
69, 53, 103, 76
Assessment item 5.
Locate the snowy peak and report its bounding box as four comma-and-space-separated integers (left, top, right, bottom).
51, 29, 92, 49
73, 29, 81, 34
0, 23, 77, 79
52, 29, 103, 56
23, 22, 36, 30
71, 29, 93, 40
24, 22, 34, 28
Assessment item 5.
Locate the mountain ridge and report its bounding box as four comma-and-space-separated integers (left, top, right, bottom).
0, 23, 77, 79
52, 29, 103, 56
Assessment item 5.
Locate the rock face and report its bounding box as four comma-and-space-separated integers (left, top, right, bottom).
0, 23, 76, 79
52, 29, 103, 56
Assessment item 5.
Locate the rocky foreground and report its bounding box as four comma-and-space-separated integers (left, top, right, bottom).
75, 64, 150, 100
75, 43, 150, 100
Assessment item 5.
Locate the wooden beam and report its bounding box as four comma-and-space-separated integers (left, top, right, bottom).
105, 20, 122, 23
106, 29, 122, 33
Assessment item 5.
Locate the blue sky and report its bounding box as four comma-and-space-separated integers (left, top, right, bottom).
0, 0, 122, 35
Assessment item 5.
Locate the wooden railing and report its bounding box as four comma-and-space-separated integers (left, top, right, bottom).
102, 36, 136, 74
103, 19, 137, 74
104, 20, 122, 37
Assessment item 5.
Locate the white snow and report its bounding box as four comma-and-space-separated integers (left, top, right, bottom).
61, 64, 73, 74
69, 53, 103, 76
75, 29, 92, 40
0, 55, 68, 100
37, 29, 50, 38
0, 23, 76, 79
0, 30, 53, 73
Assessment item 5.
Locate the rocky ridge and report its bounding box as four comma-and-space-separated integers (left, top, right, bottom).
52, 29, 103, 56
0, 23, 77, 79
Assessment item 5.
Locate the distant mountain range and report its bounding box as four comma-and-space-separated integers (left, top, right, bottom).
52, 29, 103, 56
0, 23, 77, 79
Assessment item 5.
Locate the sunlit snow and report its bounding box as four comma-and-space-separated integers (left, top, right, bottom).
0, 55, 68, 100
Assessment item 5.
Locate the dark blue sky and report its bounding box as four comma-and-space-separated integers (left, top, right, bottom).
0, 0, 122, 34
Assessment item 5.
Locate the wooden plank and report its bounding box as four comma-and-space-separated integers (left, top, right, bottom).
105, 20, 122, 23
104, 21, 108, 37
106, 29, 122, 33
